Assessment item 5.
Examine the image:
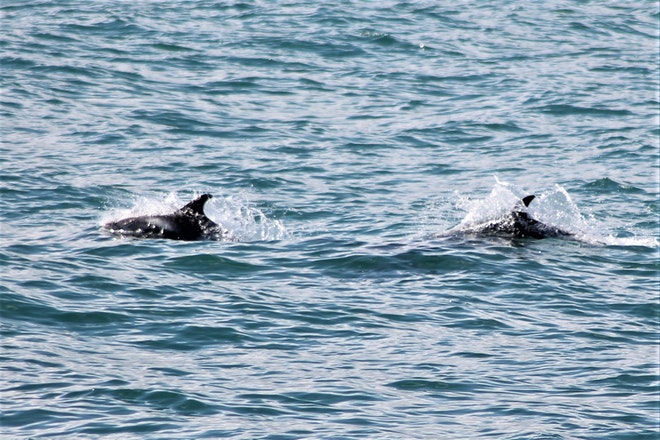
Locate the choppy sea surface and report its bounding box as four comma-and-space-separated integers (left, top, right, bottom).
1, 1, 659, 438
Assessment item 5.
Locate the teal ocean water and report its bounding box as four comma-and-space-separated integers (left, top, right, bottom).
2, 1, 659, 438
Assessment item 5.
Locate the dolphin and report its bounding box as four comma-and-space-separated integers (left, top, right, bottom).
470, 195, 573, 239
104, 193, 227, 241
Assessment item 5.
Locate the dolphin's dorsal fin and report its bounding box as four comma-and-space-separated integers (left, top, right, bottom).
179, 194, 212, 216
521, 195, 536, 207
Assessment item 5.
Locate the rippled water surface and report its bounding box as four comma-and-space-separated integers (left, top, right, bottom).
1, 1, 659, 438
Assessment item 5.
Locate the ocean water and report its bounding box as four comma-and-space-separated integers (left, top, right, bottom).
1, 1, 659, 438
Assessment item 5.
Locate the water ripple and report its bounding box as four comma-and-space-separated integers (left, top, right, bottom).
1, 0, 658, 438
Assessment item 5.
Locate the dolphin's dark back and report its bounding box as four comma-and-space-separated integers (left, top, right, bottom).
471, 194, 572, 240
104, 193, 225, 241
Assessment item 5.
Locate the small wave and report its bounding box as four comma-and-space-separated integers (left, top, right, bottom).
583, 178, 645, 194
536, 104, 633, 117
586, 234, 659, 248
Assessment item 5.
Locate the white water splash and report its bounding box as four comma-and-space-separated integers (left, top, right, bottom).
454, 179, 524, 229
100, 194, 180, 225
448, 179, 658, 247
204, 194, 288, 242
